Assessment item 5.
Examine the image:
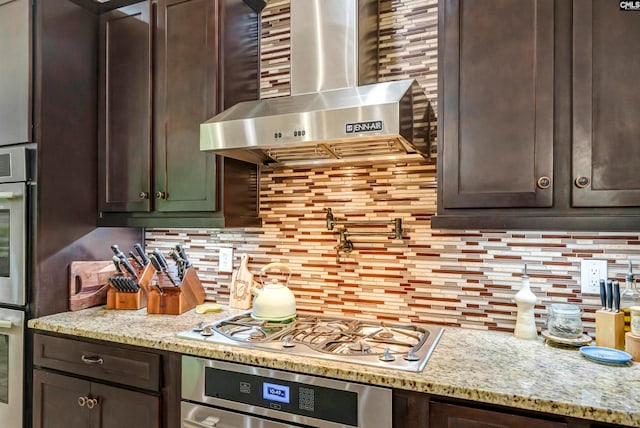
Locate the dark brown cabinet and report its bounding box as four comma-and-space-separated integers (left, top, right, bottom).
33, 370, 160, 428
32, 333, 178, 428
429, 401, 567, 428
572, 0, 640, 208
434, 0, 640, 230
439, 0, 554, 209
392, 391, 619, 428
98, 2, 152, 213
98, 0, 260, 227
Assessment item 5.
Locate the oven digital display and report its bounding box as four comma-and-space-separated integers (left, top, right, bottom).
263, 382, 290, 403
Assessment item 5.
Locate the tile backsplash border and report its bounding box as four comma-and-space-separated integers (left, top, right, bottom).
146, 0, 639, 334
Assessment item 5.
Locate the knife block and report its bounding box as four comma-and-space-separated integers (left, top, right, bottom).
105, 262, 155, 310
595, 310, 626, 350
146, 266, 206, 315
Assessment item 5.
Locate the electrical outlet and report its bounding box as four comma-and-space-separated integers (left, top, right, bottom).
218, 248, 234, 273
580, 259, 607, 294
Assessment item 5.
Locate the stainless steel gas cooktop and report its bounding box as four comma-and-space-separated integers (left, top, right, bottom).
177, 311, 443, 372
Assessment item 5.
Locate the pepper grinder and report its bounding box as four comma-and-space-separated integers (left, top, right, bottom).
514, 264, 538, 340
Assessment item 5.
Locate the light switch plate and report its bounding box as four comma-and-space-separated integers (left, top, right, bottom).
580, 259, 607, 294
219, 248, 234, 273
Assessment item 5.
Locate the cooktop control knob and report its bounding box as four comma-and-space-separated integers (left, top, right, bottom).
404, 347, 419, 361
282, 335, 295, 348
200, 326, 214, 337
379, 348, 395, 362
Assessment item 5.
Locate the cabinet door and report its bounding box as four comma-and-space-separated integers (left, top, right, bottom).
33, 370, 91, 428
0, 0, 31, 146
154, 0, 218, 212
430, 402, 567, 428
98, 2, 152, 212
91, 382, 161, 428
572, 0, 640, 207
439, 0, 554, 208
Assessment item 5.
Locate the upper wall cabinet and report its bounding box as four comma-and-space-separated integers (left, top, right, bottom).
439, 0, 554, 210
0, 0, 31, 146
572, 1, 640, 208
98, 0, 260, 227
434, 0, 640, 231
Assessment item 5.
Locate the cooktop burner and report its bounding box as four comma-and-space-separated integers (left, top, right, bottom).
177, 311, 443, 372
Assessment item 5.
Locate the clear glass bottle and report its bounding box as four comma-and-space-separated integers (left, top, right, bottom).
621, 260, 639, 312
547, 303, 583, 338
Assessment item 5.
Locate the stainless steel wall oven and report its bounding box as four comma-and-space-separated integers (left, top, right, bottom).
0, 144, 33, 427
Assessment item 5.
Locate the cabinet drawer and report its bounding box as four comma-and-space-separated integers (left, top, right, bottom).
33, 334, 161, 391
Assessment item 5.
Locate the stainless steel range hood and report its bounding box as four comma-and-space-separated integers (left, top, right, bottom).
200, 0, 429, 168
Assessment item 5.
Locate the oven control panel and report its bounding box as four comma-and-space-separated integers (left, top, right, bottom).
204, 367, 358, 426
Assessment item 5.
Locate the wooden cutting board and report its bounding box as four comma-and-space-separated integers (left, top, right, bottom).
69, 261, 117, 311
229, 254, 253, 309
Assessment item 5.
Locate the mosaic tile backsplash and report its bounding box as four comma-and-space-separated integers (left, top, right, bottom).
146, 0, 639, 334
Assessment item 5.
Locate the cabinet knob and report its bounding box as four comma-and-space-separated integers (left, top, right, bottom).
155, 191, 167, 199
81, 355, 104, 365
536, 176, 551, 189
78, 396, 87, 407
575, 176, 590, 188
138, 191, 149, 200
86, 398, 99, 409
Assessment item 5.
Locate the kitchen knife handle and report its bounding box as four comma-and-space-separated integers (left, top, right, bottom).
154, 248, 169, 268
599, 279, 606, 310
134, 243, 150, 266
148, 254, 162, 272
110, 244, 125, 258
606, 280, 613, 311
118, 255, 138, 279
613, 280, 620, 313
112, 256, 124, 275
129, 251, 144, 269
176, 244, 192, 267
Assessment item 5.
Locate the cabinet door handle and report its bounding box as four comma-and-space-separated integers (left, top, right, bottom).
138, 191, 149, 199
78, 396, 87, 407
575, 176, 590, 188
81, 355, 104, 365
536, 176, 551, 189
86, 398, 99, 409
155, 191, 167, 199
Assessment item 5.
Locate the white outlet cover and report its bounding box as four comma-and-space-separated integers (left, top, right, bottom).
219, 248, 234, 273
580, 259, 607, 294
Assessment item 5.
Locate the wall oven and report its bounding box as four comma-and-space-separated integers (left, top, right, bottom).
181, 356, 392, 428
0, 144, 32, 427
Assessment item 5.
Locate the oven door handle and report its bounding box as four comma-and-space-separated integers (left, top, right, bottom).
0, 191, 22, 199
183, 416, 220, 428
0, 319, 12, 329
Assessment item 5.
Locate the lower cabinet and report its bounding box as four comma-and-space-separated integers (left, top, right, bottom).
31, 333, 180, 428
32, 370, 160, 428
393, 390, 620, 428
429, 401, 567, 428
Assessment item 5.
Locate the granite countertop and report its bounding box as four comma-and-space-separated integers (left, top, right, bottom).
28, 306, 640, 426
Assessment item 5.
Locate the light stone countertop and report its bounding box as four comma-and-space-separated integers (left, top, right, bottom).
28, 306, 640, 426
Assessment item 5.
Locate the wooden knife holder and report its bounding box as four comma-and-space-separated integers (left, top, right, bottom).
146, 266, 206, 315
106, 262, 154, 310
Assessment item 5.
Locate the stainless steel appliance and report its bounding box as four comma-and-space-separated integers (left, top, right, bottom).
179, 313, 442, 426
200, 0, 430, 168
0, 307, 24, 428
0, 145, 32, 427
182, 357, 392, 428
177, 311, 443, 372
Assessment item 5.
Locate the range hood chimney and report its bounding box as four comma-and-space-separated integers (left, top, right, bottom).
201, 0, 429, 168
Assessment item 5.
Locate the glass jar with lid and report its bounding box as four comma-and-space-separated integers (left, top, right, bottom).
547, 303, 583, 338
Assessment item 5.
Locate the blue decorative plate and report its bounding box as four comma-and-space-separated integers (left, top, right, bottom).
580, 346, 632, 365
